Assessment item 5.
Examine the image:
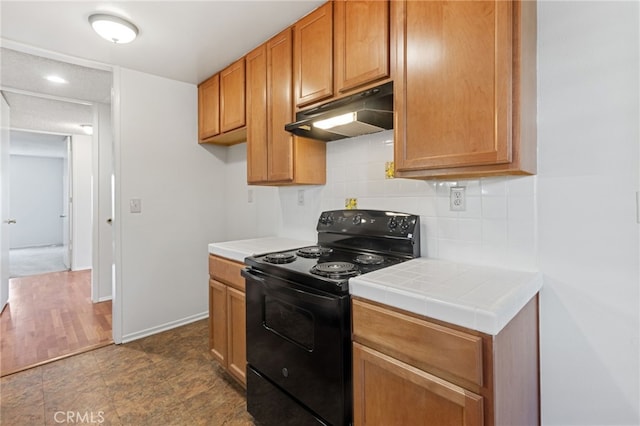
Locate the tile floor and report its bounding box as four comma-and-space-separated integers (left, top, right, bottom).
0, 319, 254, 425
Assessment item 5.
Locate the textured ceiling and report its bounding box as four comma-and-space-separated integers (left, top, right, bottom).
3, 92, 94, 135
9, 130, 68, 158
1, 48, 110, 138
1, 48, 112, 103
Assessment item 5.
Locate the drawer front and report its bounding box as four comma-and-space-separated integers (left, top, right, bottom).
352, 298, 483, 386
209, 255, 245, 291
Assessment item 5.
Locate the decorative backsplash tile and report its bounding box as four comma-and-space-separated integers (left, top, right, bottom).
275, 130, 537, 271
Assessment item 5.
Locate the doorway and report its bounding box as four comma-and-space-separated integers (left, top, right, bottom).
0, 47, 115, 374
8, 130, 72, 278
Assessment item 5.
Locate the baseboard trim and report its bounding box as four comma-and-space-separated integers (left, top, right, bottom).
96, 296, 112, 303
120, 311, 209, 343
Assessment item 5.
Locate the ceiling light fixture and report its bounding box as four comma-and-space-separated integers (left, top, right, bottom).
45, 75, 68, 84
89, 13, 138, 44
80, 124, 94, 135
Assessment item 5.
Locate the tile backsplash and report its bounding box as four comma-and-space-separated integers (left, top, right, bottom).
277, 130, 537, 271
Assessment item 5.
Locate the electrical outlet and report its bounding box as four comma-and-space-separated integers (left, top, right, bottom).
450, 187, 466, 211
248, 189, 254, 203
297, 190, 305, 206
385, 161, 395, 179
345, 198, 358, 210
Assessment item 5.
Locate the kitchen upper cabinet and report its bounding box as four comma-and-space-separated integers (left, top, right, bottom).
198, 75, 220, 141
198, 58, 247, 145
220, 58, 246, 133
293, 1, 333, 108
267, 28, 295, 182
246, 28, 326, 185
393, 0, 537, 178
246, 45, 268, 183
334, 0, 390, 94
208, 255, 246, 387
352, 297, 540, 426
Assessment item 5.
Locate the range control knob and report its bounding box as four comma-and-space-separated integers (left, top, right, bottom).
388, 217, 398, 230
400, 218, 410, 231
326, 214, 334, 225
352, 214, 362, 225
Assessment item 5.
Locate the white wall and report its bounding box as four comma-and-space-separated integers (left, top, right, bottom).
9, 154, 63, 248
114, 67, 227, 342
537, 2, 639, 424
223, 143, 280, 240
71, 134, 92, 271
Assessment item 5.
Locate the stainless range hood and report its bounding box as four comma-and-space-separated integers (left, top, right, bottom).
284, 82, 393, 141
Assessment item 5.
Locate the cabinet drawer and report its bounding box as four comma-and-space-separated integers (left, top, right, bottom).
209, 255, 245, 291
352, 298, 483, 386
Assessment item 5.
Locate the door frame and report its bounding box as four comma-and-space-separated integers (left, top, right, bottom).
2, 40, 119, 342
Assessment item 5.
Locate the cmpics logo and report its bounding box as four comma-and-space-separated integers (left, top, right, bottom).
54, 411, 105, 424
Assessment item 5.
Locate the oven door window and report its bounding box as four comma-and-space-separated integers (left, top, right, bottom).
264, 295, 314, 351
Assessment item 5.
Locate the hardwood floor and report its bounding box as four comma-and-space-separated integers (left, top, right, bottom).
0, 270, 112, 376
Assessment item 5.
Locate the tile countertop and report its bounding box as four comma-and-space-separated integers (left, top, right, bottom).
208, 237, 315, 263
350, 258, 543, 336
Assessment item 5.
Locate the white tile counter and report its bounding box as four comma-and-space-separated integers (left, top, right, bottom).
349, 258, 542, 335
208, 237, 314, 263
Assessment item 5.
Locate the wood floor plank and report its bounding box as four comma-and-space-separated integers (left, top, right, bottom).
0, 270, 113, 376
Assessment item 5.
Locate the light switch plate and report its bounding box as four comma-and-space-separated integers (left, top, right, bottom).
129, 198, 142, 214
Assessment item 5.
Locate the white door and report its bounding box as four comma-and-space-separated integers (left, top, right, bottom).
1, 94, 12, 311
61, 136, 71, 270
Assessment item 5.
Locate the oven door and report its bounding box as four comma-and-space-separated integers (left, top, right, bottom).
243, 267, 351, 426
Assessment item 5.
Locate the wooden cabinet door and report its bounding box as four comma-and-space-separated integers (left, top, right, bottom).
227, 286, 247, 387
394, 0, 513, 172
353, 343, 484, 426
209, 279, 227, 366
266, 28, 294, 182
334, 0, 390, 94
220, 58, 246, 133
293, 1, 333, 108
198, 75, 220, 141
246, 44, 268, 184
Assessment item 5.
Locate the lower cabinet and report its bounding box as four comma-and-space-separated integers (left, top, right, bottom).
208, 255, 246, 387
352, 297, 540, 426
353, 343, 483, 426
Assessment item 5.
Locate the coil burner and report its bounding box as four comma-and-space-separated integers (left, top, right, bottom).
354, 254, 385, 265
297, 246, 334, 258
263, 252, 296, 264
311, 262, 359, 280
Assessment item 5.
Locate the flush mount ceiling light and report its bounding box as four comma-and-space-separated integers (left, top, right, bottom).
89, 13, 138, 44
80, 124, 94, 135
45, 75, 68, 84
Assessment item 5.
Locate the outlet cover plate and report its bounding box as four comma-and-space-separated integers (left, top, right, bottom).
450, 187, 466, 211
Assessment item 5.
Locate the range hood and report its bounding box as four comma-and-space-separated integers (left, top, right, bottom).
285, 82, 393, 141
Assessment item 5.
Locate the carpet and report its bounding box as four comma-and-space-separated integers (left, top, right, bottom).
9, 245, 69, 277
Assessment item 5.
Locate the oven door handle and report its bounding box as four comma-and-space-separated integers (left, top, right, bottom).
241, 267, 266, 283
242, 267, 343, 303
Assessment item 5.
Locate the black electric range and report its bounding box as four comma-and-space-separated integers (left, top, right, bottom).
243, 210, 420, 426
